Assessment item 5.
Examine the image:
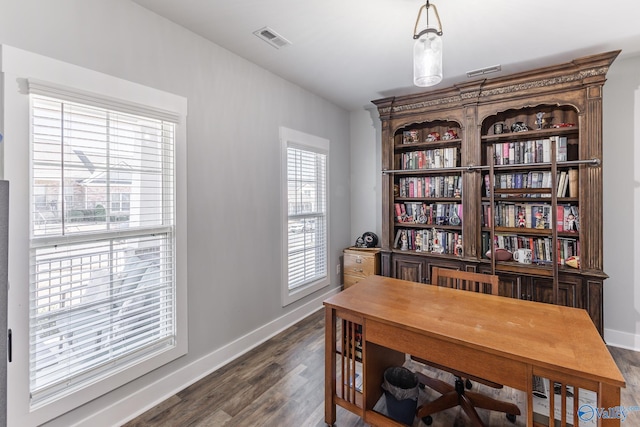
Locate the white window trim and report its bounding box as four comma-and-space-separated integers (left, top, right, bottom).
280, 126, 330, 306
1, 45, 188, 426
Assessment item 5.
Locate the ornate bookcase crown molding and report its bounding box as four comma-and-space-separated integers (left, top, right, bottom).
375, 50, 620, 118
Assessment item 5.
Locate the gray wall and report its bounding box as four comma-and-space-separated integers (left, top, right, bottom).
349, 108, 382, 241
602, 53, 640, 348
0, 0, 351, 425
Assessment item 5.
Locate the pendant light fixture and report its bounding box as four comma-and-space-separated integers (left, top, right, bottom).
413, 0, 443, 87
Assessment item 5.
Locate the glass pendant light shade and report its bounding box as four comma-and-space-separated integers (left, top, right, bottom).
412, 1, 443, 87
413, 32, 442, 87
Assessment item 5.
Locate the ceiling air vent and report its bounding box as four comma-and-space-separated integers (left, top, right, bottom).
253, 26, 292, 49
466, 64, 502, 78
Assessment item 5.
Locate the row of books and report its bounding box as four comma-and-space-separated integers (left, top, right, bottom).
484, 169, 578, 198
400, 147, 458, 170
557, 238, 580, 265
398, 175, 462, 198
395, 202, 462, 226
482, 233, 580, 264
488, 136, 567, 165
481, 203, 579, 232
394, 228, 462, 256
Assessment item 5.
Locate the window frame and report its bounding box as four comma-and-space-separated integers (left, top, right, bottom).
280, 126, 330, 306
28, 94, 178, 407
1, 44, 188, 426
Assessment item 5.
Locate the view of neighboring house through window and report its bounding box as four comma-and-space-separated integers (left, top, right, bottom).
111, 192, 131, 213
281, 127, 329, 305
29, 94, 177, 406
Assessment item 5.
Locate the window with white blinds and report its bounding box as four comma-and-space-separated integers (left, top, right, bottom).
29, 94, 177, 406
281, 127, 329, 305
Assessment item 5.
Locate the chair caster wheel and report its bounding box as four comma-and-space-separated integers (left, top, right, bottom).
465, 379, 473, 389
506, 413, 517, 423
422, 415, 433, 425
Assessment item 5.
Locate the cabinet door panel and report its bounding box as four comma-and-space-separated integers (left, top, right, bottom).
499, 274, 523, 300
477, 268, 522, 299
425, 260, 466, 285
586, 278, 604, 335
530, 276, 583, 308
392, 255, 426, 283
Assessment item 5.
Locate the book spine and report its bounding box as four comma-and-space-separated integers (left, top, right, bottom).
568, 169, 578, 198
542, 138, 551, 163
556, 205, 565, 232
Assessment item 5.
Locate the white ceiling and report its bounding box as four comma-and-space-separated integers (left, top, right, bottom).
132, 0, 640, 111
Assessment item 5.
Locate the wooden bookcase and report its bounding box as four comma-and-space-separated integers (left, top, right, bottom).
372, 50, 620, 335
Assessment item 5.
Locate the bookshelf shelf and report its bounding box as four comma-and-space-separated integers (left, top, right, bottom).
384, 159, 600, 175
394, 138, 462, 152
493, 227, 552, 236
494, 188, 552, 195
373, 50, 620, 335
480, 126, 578, 143
396, 197, 461, 202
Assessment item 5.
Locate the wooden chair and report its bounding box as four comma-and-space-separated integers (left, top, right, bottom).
412, 267, 521, 426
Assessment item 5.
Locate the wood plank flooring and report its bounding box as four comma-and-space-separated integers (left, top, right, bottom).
124, 310, 640, 427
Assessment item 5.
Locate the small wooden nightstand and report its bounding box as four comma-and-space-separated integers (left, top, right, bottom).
343, 247, 380, 289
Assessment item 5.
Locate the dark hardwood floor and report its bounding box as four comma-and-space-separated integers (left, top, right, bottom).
124, 310, 640, 427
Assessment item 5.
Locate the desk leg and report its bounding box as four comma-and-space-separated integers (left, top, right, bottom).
325, 307, 337, 426
598, 383, 621, 427
526, 367, 534, 427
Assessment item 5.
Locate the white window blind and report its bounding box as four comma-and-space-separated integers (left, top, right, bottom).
286, 145, 327, 291
29, 95, 176, 406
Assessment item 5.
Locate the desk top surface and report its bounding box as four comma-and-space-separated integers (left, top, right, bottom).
324, 275, 625, 388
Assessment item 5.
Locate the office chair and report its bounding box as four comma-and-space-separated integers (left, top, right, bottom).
412, 267, 520, 426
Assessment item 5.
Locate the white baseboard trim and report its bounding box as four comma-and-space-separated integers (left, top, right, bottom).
74, 286, 341, 427
604, 327, 640, 351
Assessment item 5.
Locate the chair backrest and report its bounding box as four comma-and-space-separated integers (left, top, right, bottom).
430, 267, 499, 295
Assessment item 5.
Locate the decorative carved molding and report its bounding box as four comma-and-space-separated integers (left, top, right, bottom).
378, 66, 610, 116
394, 95, 462, 112
479, 66, 610, 98
379, 94, 470, 115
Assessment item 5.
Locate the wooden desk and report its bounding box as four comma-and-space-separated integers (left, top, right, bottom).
324, 275, 625, 426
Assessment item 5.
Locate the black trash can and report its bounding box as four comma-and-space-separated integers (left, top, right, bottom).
381, 366, 419, 425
